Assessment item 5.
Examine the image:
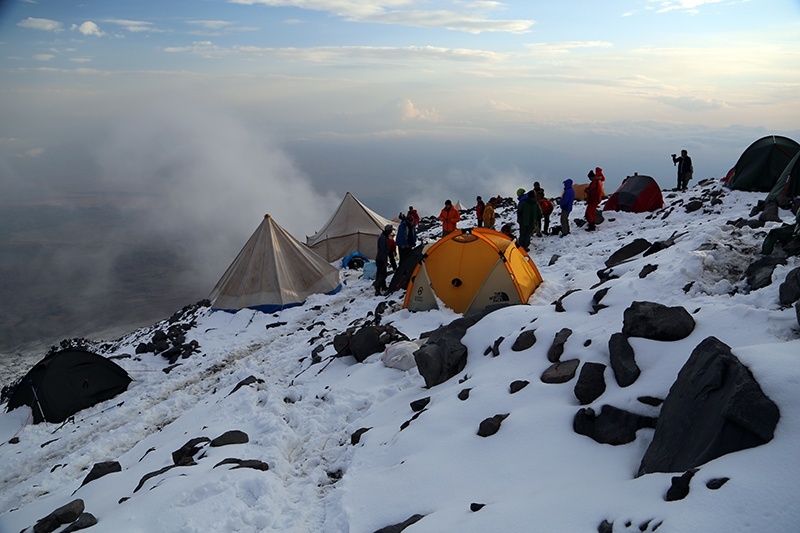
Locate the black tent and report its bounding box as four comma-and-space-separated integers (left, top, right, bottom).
6, 348, 131, 424
724, 135, 800, 192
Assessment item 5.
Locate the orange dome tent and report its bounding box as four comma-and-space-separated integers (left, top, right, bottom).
402, 228, 543, 315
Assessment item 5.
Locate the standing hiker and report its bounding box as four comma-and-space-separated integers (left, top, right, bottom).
438, 199, 460, 237
672, 150, 693, 192
559, 179, 575, 237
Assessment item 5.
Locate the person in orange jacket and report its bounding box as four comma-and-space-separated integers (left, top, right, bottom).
438, 199, 461, 237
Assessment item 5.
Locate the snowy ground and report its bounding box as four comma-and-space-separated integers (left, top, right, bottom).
1, 179, 799, 532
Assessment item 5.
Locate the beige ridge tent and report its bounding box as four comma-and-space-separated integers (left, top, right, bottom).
210, 214, 341, 313
306, 192, 396, 261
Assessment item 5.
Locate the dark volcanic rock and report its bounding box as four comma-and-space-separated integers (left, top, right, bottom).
62, 513, 98, 532
622, 301, 695, 341
574, 362, 606, 405
509, 380, 530, 394
349, 326, 385, 362
414, 306, 508, 388
665, 469, 698, 501
374, 514, 425, 533
210, 430, 249, 447
541, 359, 580, 384
547, 328, 573, 362
779, 266, 800, 306
172, 437, 211, 466
706, 477, 729, 490
34, 499, 85, 533
608, 333, 641, 387
573, 405, 657, 445
351, 427, 371, 445
79, 461, 121, 488
745, 255, 787, 291
605, 238, 652, 267
511, 329, 537, 351
639, 264, 658, 278
477, 413, 510, 437
410, 397, 431, 412
638, 336, 780, 476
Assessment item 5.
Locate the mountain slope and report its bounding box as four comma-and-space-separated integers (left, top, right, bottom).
1, 179, 799, 533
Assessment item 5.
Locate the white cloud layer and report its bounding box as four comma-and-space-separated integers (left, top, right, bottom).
229, 0, 534, 34
17, 17, 63, 32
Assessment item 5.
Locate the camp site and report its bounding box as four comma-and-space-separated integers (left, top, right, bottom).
3, 131, 800, 531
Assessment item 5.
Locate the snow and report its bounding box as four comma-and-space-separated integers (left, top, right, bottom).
2, 179, 799, 533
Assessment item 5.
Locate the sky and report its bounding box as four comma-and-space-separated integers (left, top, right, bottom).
2, 0, 799, 221
1, 182, 799, 532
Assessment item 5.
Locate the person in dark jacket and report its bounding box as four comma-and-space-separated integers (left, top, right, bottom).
559, 179, 575, 237
374, 224, 393, 296
517, 189, 542, 250
475, 196, 485, 227
672, 150, 693, 192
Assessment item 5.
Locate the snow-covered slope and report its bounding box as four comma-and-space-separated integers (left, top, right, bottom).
1, 179, 799, 533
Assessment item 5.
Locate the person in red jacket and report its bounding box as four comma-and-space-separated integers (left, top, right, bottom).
406, 206, 420, 227
585, 170, 602, 231
438, 199, 460, 237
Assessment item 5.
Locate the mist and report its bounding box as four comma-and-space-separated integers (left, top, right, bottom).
1, 101, 340, 357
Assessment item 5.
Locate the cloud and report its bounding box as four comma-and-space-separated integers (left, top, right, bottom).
32, 54, 55, 61
165, 42, 505, 66
526, 41, 613, 55
104, 19, 160, 33
17, 17, 63, 32
17, 147, 45, 158
72, 21, 105, 36
392, 98, 439, 121
648, 0, 725, 14
229, 0, 534, 34
186, 20, 234, 30
651, 94, 726, 111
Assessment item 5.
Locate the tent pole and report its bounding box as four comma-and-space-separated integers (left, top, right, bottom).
29, 380, 46, 422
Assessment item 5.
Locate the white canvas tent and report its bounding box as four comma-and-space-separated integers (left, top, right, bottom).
209, 214, 341, 313
306, 192, 395, 261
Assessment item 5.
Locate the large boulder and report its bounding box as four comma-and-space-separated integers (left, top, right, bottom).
349, 325, 407, 363
638, 336, 780, 476
414, 305, 509, 388
622, 301, 695, 341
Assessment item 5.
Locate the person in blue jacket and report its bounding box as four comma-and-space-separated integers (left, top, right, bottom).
395, 214, 417, 264
559, 179, 575, 237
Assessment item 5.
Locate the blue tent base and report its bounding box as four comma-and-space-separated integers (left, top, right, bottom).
211, 283, 343, 314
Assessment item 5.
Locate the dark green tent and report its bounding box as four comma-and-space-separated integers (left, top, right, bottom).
5, 348, 131, 424
724, 135, 800, 192
765, 151, 800, 208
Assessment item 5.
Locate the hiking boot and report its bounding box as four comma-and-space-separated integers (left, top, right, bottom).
586, 223, 596, 231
